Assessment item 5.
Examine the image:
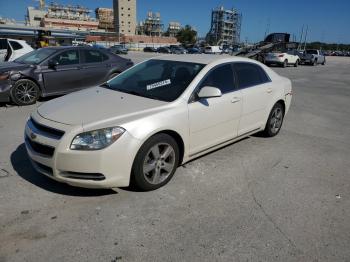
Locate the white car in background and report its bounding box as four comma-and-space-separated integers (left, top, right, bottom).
0, 38, 33, 62
265, 50, 301, 67
25, 55, 292, 191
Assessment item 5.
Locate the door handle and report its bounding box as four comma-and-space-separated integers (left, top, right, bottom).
231, 97, 241, 103
267, 88, 273, 93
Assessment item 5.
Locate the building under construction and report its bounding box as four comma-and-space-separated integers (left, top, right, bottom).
95, 8, 114, 32
167, 22, 181, 37
206, 6, 242, 46
137, 12, 163, 37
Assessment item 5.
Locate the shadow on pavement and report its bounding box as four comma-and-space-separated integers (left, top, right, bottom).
11, 143, 115, 197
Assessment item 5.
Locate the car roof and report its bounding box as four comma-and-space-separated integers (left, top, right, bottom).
153, 54, 254, 65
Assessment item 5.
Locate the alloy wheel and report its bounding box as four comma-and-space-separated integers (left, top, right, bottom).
14, 81, 38, 104
270, 107, 283, 134
143, 143, 176, 185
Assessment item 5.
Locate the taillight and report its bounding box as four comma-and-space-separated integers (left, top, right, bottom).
278, 54, 284, 57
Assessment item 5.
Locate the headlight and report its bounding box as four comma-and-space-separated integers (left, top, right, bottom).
0, 71, 10, 80
70, 127, 125, 150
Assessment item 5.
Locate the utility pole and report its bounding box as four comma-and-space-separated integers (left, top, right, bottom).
303, 25, 309, 51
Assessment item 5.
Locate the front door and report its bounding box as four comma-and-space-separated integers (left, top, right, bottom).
188, 64, 242, 155
41, 49, 83, 94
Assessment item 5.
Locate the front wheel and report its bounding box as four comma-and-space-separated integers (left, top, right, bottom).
322, 59, 326, 65
131, 134, 180, 191
10, 79, 40, 106
263, 103, 285, 137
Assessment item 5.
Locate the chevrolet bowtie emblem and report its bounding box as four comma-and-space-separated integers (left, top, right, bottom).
30, 132, 37, 140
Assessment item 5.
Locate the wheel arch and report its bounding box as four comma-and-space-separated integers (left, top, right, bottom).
15, 76, 43, 94
149, 130, 185, 166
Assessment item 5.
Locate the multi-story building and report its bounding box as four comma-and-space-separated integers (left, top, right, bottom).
95, 8, 114, 31
113, 0, 137, 36
206, 6, 242, 46
26, 6, 47, 27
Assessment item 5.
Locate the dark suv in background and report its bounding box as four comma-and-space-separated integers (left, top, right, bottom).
0, 46, 133, 105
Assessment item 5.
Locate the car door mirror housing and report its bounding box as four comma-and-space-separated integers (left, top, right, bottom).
197, 86, 222, 99
48, 59, 58, 68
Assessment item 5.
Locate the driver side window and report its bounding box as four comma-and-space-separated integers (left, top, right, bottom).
199, 64, 235, 94
52, 50, 79, 66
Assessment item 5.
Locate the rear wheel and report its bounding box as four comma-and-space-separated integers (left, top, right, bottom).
131, 134, 179, 191
10, 79, 40, 106
294, 59, 299, 67
282, 59, 288, 68
263, 103, 284, 137
322, 59, 326, 65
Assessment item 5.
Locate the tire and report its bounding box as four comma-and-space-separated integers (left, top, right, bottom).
10, 79, 40, 106
294, 59, 299, 67
263, 103, 285, 137
131, 133, 180, 191
312, 59, 317, 66
322, 59, 326, 65
282, 59, 288, 68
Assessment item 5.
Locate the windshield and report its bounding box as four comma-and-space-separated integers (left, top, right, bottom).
14, 48, 57, 64
306, 50, 318, 55
104, 59, 205, 102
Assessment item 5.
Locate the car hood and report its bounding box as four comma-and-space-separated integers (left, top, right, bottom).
0, 62, 31, 72
37, 87, 169, 127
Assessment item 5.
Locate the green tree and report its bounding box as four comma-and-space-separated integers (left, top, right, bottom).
176, 25, 197, 45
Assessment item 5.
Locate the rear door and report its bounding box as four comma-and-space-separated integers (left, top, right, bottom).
233, 62, 274, 135
79, 49, 111, 87
41, 49, 83, 94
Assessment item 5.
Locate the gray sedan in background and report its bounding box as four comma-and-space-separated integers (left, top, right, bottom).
0, 46, 133, 105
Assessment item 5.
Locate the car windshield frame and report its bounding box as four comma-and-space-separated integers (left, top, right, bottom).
306, 50, 318, 55
103, 59, 205, 102
14, 48, 57, 65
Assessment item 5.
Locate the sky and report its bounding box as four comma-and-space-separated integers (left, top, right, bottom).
1, 0, 350, 44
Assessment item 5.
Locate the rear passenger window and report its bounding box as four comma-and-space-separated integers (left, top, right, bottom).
83, 50, 108, 63
9, 41, 23, 50
199, 64, 235, 94
234, 63, 270, 89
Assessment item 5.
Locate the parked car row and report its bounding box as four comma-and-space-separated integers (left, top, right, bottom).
264, 49, 326, 68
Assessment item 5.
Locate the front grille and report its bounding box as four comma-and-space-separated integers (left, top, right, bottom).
60, 171, 106, 181
25, 135, 55, 157
32, 160, 53, 175
29, 118, 65, 140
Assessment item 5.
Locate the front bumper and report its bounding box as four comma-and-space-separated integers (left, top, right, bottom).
24, 112, 142, 188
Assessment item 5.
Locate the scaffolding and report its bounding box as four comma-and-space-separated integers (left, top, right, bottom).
46, 2, 96, 21
207, 6, 242, 46
167, 22, 181, 37
137, 11, 163, 37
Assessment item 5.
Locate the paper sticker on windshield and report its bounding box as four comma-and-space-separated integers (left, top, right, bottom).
147, 79, 171, 91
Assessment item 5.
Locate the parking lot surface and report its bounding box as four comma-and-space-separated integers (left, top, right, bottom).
0, 53, 349, 262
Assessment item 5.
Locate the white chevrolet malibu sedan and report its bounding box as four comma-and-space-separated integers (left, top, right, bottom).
24, 55, 292, 191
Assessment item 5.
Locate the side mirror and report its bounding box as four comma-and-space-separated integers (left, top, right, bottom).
48, 59, 58, 69
197, 86, 222, 99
